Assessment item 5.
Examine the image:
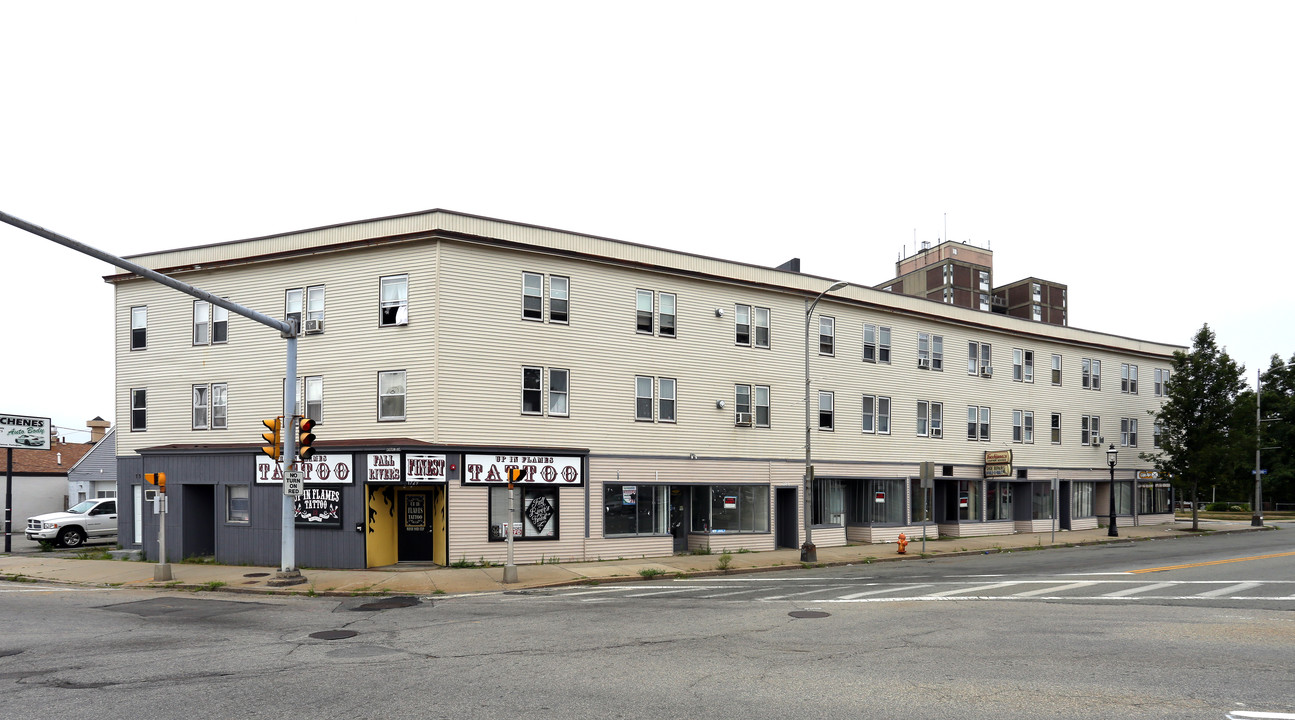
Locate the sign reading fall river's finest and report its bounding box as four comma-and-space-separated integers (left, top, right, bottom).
256, 455, 353, 484
364, 453, 448, 483
294, 487, 342, 527
464, 454, 582, 485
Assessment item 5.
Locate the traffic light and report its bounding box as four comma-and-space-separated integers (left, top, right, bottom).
261, 417, 282, 461
145, 472, 167, 493
507, 467, 527, 488
298, 418, 317, 460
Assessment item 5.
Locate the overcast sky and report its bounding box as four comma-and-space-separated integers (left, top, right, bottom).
3, 1, 1291, 441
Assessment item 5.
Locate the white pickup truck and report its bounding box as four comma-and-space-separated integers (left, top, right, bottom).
26, 498, 118, 548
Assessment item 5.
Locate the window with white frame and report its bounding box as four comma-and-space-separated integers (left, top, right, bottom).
130, 306, 147, 350
636, 376, 676, 423
1050, 412, 1061, 444
548, 368, 569, 417
380, 274, 409, 326
979, 293, 990, 311
818, 391, 834, 431
193, 300, 210, 345
1032, 304, 1042, 321
521, 367, 567, 417
636, 290, 654, 333
1013, 410, 1034, 443
753, 307, 770, 348
524, 273, 544, 321
635, 376, 654, 421
285, 288, 303, 330
978, 270, 990, 292
862, 396, 886, 434
191, 383, 227, 430
1154, 420, 1163, 448
1121, 363, 1138, 394
192, 384, 209, 429
968, 341, 992, 376
549, 276, 569, 324
1052, 354, 1062, 385
1082, 358, 1101, 390
1121, 417, 1138, 447
301, 376, 323, 423
1032, 283, 1042, 302
943, 288, 954, 304
658, 377, 676, 422
226, 485, 250, 524
819, 316, 835, 356
1081, 414, 1100, 445
734, 304, 751, 345
863, 324, 891, 364
658, 292, 675, 338
1013, 349, 1034, 382
916, 400, 943, 438
378, 370, 406, 421
130, 388, 146, 431
306, 286, 324, 326
967, 406, 990, 441
735, 384, 751, 421
916, 333, 943, 371
734, 383, 770, 427
943, 263, 953, 285
1154, 368, 1171, 396
212, 383, 227, 429
755, 385, 770, 427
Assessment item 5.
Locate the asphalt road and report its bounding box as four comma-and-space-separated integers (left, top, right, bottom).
2, 527, 1291, 720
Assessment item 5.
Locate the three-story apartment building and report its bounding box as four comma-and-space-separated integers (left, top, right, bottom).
111, 210, 1179, 568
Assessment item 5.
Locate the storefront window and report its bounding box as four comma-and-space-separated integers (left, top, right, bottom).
813, 478, 845, 526
1138, 485, 1171, 514
489, 486, 559, 540
1072, 482, 1094, 517
604, 484, 670, 536
986, 482, 1013, 521
690, 485, 769, 533
957, 480, 981, 521
848, 479, 905, 524
1031, 482, 1053, 520
1114, 481, 1133, 515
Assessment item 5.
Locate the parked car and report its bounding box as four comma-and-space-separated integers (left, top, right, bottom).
25, 498, 117, 548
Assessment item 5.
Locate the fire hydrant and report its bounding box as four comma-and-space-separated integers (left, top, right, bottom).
896, 533, 909, 554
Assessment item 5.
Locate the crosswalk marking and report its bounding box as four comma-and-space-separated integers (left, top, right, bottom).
836, 584, 933, 600
1196, 582, 1262, 598
1011, 581, 1095, 597
1102, 581, 1178, 597
760, 585, 856, 601
924, 581, 1021, 597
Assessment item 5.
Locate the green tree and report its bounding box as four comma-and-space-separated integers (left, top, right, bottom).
1141, 324, 1247, 530
1257, 353, 1295, 509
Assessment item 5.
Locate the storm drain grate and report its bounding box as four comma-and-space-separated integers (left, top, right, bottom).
310, 630, 359, 640
243, 573, 270, 578
351, 597, 421, 611
788, 610, 831, 619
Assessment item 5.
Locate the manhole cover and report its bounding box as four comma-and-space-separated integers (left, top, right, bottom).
788, 610, 831, 619
351, 597, 421, 611
243, 572, 270, 578
310, 630, 359, 640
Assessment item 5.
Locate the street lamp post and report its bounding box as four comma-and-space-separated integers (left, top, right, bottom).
1106, 443, 1119, 538
803, 280, 848, 563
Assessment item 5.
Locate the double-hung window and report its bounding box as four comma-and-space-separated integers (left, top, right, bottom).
967, 406, 990, 441
968, 342, 992, 376
1154, 368, 1171, 396
818, 391, 834, 431
735, 384, 770, 427
734, 304, 751, 345
193, 300, 223, 345
1082, 358, 1101, 390
1121, 418, 1138, 447
1154, 420, 1164, 448
549, 276, 569, 324
523, 273, 570, 324
917, 401, 943, 438
754, 385, 770, 427
1081, 415, 1100, 445
863, 324, 890, 363
130, 306, 147, 350
1051, 354, 1062, 385
1121, 364, 1138, 394
862, 395, 891, 434
1012, 410, 1033, 443
296, 376, 323, 423
1050, 413, 1062, 444
637, 290, 675, 337
191, 383, 227, 430
378, 370, 406, 421
305, 286, 324, 328
285, 289, 303, 330
521, 367, 568, 417
637, 376, 676, 423
285, 286, 323, 333
226, 485, 250, 524
1013, 349, 1034, 382
917, 333, 943, 371
524, 273, 545, 321
130, 389, 146, 431
380, 275, 409, 326
819, 316, 835, 356
753, 307, 770, 348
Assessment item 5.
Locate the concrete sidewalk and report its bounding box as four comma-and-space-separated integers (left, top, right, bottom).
0, 519, 1272, 597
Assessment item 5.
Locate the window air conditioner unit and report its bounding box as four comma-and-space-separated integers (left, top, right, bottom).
980, 366, 994, 378
917, 358, 930, 369
303, 319, 325, 334
931, 428, 942, 439
734, 412, 753, 427
1091, 438, 1101, 447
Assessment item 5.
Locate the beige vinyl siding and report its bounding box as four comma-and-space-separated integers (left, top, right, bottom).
444, 483, 587, 565
115, 240, 437, 455
941, 520, 1015, 538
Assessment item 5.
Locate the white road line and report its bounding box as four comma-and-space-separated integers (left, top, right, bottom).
924, 581, 1022, 597
560, 587, 644, 597
759, 585, 857, 601
836, 584, 933, 599
673, 577, 867, 583
0, 586, 108, 593
947, 574, 1005, 578
1227, 711, 1295, 719
622, 588, 700, 598
1011, 581, 1095, 597
1197, 582, 1262, 598
1103, 582, 1178, 597
697, 587, 770, 598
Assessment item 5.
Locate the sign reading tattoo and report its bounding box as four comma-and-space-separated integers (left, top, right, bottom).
294, 487, 342, 527
464, 454, 582, 485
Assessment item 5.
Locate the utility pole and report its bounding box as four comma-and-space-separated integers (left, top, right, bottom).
1, 210, 305, 585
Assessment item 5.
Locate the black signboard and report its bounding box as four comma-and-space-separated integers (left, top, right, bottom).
294, 486, 342, 528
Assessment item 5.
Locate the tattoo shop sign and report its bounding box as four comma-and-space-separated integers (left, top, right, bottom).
365, 453, 447, 483
294, 487, 342, 527
464, 454, 582, 485
256, 454, 354, 484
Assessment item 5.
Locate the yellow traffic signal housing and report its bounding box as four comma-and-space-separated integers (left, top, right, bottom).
261, 417, 282, 460
298, 418, 317, 461
507, 467, 528, 488
145, 472, 167, 493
